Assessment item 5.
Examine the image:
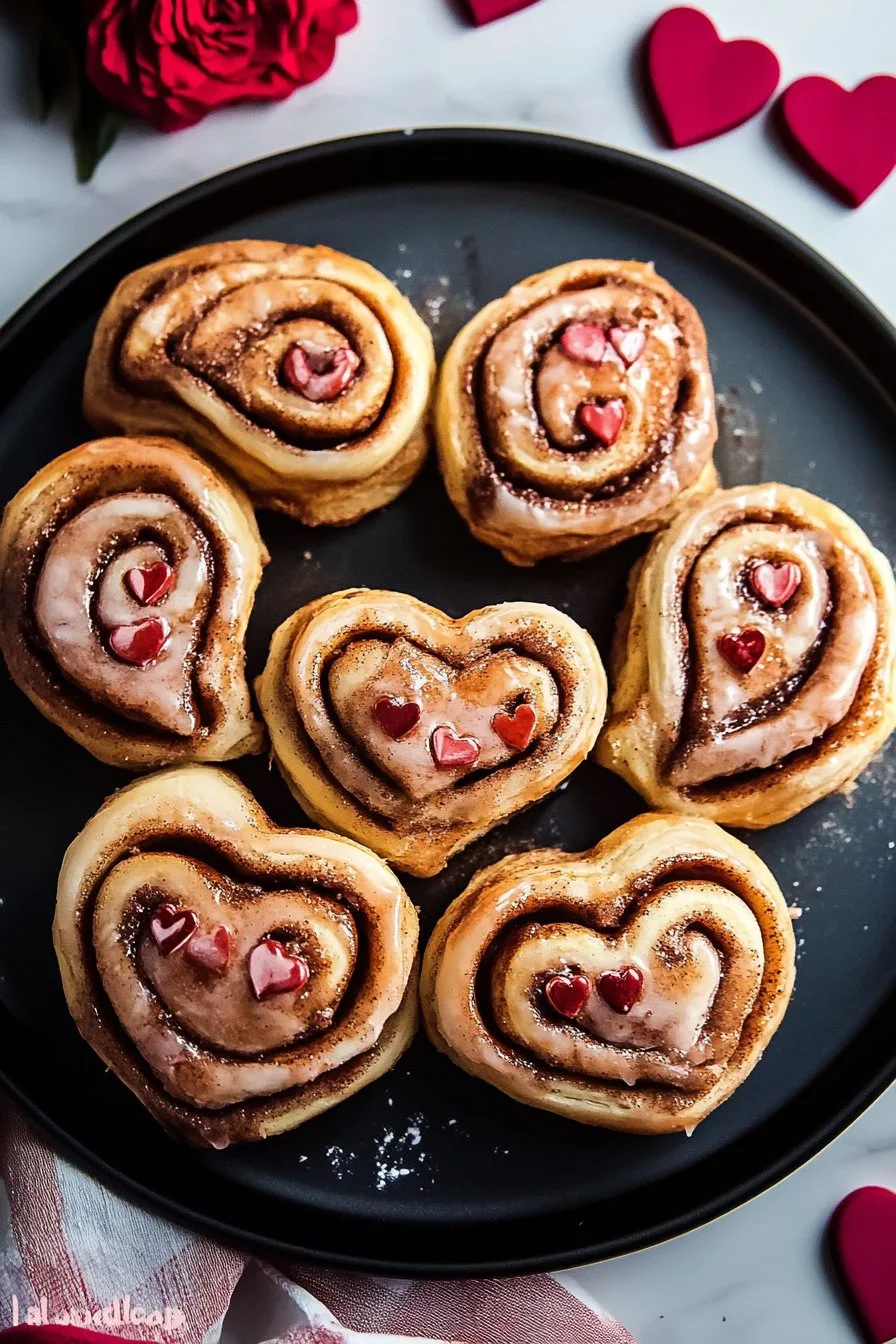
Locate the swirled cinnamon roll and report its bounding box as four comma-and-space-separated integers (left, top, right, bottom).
84, 241, 435, 525
597, 483, 896, 826
54, 766, 418, 1146
0, 436, 266, 769
421, 814, 794, 1133
256, 589, 607, 876
435, 259, 718, 565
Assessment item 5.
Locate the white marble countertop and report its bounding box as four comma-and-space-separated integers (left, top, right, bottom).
1, 1, 894, 1340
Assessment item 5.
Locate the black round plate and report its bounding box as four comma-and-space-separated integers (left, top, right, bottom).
1, 130, 895, 1276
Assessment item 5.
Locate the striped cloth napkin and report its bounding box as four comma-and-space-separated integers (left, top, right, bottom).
0, 1101, 635, 1344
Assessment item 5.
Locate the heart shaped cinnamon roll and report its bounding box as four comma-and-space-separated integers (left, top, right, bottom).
54, 766, 418, 1146
421, 814, 795, 1133
435, 259, 718, 565
84, 241, 435, 525
256, 590, 607, 876
0, 436, 266, 769
598, 483, 896, 826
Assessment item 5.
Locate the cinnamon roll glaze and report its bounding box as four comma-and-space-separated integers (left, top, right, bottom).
84, 241, 436, 525
598, 483, 896, 826
256, 589, 607, 876
0, 437, 266, 769
54, 767, 418, 1146
421, 814, 794, 1133
435, 259, 718, 565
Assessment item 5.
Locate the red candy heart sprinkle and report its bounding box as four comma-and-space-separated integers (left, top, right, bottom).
749, 561, 801, 608
545, 973, 591, 1019
108, 617, 170, 667
248, 939, 310, 1000
374, 696, 421, 740
579, 398, 626, 447
608, 326, 647, 367
718, 628, 766, 673
492, 703, 536, 752
126, 561, 174, 606
598, 966, 644, 1015
430, 725, 481, 770
646, 7, 781, 148
283, 343, 360, 402
185, 925, 231, 975
561, 322, 607, 365
150, 904, 198, 957
779, 75, 896, 209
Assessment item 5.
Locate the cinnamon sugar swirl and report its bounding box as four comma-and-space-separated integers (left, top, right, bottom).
84, 241, 435, 525
0, 436, 266, 769
435, 259, 718, 565
256, 589, 607, 876
597, 483, 896, 825
54, 766, 418, 1146
421, 814, 794, 1133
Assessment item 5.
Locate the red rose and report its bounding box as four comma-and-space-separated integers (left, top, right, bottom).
83, 0, 358, 133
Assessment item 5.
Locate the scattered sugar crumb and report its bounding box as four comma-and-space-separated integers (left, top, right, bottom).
374, 1113, 429, 1190
789, 906, 803, 920
325, 1145, 355, 1179
302, 550, 312, 561
748, 377, 763, 395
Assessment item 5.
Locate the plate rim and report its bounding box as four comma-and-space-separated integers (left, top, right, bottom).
1, 126, 896, 1276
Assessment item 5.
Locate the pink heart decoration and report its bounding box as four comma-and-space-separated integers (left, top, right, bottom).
749, 561, 801, 608
831, 1186, 896, 1343
779, 75, 896, 207
150, 904, 198, 957
646, 7, 780, 148
126, 562, 174, 606
283, 343, 360, 402
608, 327, 646, 368
461, 0, 542, 26
561, 322, 607, 366
185, 925, 231, 975
545, 973, 591, 1019
248, 939, 310, 1000
430, 725, 481, 770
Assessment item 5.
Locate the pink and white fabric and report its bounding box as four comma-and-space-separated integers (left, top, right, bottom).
0, 1100, 635, 1344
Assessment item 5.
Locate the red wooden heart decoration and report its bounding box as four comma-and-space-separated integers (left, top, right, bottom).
779, 75, 896, 207
646, 7, 780, 148
461, 0, 542, 26
831, 1186, 896, 1343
